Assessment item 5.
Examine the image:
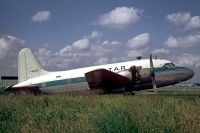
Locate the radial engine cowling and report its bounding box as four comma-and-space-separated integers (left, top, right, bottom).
118, 66, 152, 83
139, 68, 152, 83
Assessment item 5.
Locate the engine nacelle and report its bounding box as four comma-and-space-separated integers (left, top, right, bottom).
117, 67, 152, 84
118, 66, 155, 91
139, 69, 152, 83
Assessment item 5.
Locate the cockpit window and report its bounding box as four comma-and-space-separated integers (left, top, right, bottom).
169, 63, 175, 68
163, 63, 176, 69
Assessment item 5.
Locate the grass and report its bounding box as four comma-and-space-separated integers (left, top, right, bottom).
0, 94, 200, 133
137, 86, 200, 96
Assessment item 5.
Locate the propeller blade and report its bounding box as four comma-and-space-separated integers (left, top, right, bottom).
150, 54, 154, 72
150, 54, 157, 89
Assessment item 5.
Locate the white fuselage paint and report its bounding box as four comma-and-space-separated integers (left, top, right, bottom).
13, 59, 171, 93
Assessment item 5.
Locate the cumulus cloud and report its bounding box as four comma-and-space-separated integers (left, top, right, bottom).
60, 31, 102, 55
34, 32, 112, 70
35, 44, 57, 68
34, 32, 152, 71
169, 53, 200, 82
152, 48, 170, 55
97, 6, 142, 28
0, 35, 25, 75
95, 57, 109, 65
127, 47, 149, 58
0, 31, 152, 76
166, 12, 200, 30
90, 31, 103, 39
32, 10, 51, 22
164, 33, 200, 48
0, 35, 24, 59
102, 40, 121, 47
127, 33, 150, 49
59, 45, 72, 55
172, 54, 200, 68
72, 38, 90, 50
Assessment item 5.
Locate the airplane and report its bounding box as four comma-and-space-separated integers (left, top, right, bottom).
5, 48, 194, 95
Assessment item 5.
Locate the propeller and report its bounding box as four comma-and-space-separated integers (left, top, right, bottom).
150, 54, 157, 90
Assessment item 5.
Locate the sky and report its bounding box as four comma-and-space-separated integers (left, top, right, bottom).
0, 0, 200, 82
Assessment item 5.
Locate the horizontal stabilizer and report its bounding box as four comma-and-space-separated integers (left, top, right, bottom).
85, 69, 129, 93
4, 85, 41, 95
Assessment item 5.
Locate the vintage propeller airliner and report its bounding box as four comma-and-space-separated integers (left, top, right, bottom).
5, 48, 194, 95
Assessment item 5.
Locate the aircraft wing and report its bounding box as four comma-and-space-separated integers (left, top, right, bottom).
85, 69, 130, 93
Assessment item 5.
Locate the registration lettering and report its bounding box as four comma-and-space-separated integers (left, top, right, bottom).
108, 66, 126, 72
30, 69, 39, 73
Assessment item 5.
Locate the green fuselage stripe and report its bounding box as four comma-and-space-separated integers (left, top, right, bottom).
36, 77, 87, 88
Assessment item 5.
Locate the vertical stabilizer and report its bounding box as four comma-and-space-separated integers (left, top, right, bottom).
18, 48, 48, 83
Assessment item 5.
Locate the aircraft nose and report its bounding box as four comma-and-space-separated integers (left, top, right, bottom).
186, 68, 194, 79
155, 67, 194, 87
181, 68, 194, 81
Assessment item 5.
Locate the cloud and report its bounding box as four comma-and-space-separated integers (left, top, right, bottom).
166, 12, 191, 25
95, 57, 109, 65
72, 38, 90, 50
164, 33, 200, 48
127, 47, 149, 58
102, 40, 121, 47
166, 12, 200, 30
0, 35, 25, 75
36, 31, 148, 70
170, 53, 200, 82
97, 6, 142, 28
32, 10, 51, 22
127, 33, 150, 49
34, 31, 109, 70
90, 31, 103, 39
172, 54, 200, 68
59, 45, 72, 55
126, 33, 151, 59
34, 32, 152, 71
152, 48, 170, 55
0, 32, 152, 76
0, 35, 25, 59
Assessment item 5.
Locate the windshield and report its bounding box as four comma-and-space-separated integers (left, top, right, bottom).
163, 63, 176, 69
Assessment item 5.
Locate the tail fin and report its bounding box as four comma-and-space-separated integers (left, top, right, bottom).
18, 48, 49, 83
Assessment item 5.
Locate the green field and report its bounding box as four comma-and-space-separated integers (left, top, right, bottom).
137, 86, 200, 96
0, 89, 200, 132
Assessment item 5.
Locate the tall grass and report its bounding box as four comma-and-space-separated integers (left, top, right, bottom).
0, 95, 200, 132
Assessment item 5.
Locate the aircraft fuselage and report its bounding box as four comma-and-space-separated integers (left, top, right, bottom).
13, 59, 194, 94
